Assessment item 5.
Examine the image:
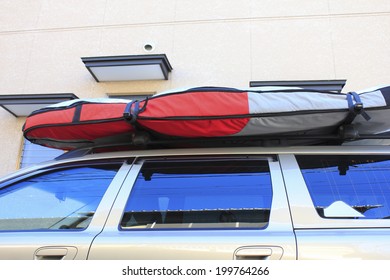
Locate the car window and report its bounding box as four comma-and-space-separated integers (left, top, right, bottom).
296, 155, 390, 219
0, 164, 121, 231
121, 158, 273, 229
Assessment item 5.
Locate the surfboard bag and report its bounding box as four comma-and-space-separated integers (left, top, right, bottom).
23, 85, 390, 150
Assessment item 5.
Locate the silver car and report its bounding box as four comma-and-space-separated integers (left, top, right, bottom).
1, 145, 390, 260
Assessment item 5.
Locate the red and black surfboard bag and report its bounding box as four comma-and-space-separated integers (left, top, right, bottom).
23, 85, 390, 150
23, 99, 135, 150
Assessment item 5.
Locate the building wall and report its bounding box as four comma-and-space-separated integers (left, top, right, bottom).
0, 0, 390, 176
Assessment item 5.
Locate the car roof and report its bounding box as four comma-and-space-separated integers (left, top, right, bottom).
2, 144, 390, 185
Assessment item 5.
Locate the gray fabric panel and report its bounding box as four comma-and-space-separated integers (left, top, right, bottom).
352, 109, 390, 134
234, 107, 390, 138
234, 112, 348, 136
247, 90, 386, 114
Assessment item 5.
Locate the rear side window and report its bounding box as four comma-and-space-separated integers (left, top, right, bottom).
121, 158, 273, 229
296, 155, 390, 219
0, 164, 121, 231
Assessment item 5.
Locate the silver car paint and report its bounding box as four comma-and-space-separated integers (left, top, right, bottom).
1, 145, 390, 259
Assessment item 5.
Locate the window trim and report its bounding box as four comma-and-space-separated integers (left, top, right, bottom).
97, 154, 293, 234
0, 158, 128, 190
0, 93, 78, 117
115, 154, 282, 232
81, 54, 173, 82
108, 93, 154, 100
121, 156, 274, 231
249, 80, 347, 93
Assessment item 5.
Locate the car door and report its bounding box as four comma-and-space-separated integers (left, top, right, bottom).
281, 153, 390, 259
0, 160, 131, 260
89, 155, 296, 260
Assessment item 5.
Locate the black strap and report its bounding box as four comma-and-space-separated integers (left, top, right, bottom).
123, 100, 138, 124
72, 104, 82, 123
123, 97, 149, 124
345, 92, 371, 124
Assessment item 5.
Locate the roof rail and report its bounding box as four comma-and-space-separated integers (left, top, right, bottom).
54, 125, 390, 161
55, 147, 94, 160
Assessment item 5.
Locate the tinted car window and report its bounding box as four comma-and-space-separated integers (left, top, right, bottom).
296, 155, 390, 219
121, 158, 273, 229
0, 164, 121, 231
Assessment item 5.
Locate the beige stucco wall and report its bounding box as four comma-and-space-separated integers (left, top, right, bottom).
0, 0, 389, 176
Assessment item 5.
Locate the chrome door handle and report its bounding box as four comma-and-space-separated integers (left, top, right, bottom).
234, 246, 283, 260
34, 246, 78, 260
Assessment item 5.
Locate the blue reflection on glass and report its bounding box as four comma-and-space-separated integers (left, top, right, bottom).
0, 165, 120, 230
125, 160, 272, 212
297, 156, 390, 219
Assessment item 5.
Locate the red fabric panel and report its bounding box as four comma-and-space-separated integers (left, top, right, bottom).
80, 103, 127, 121
24, 91, 251, 146
24, 107, 76, 131
26, 120, 133, 141
139, 118, 249, 137
141, 91, 249, 118
138, 91, 250, 137
24, 103, 132, 145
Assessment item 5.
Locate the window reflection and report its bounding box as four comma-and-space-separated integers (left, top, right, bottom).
296, 155, 390, 219
0, 164, 120, 230
121, 159, 273, 229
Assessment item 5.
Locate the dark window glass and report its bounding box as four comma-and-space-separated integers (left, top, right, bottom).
0, 164, 121, 231
296, 155, 390, 219
121, 159, 273, 229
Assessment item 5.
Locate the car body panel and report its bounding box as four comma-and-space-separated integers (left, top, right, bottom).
87, 158, 297, 260
1, 145, 390, 259
280, 154, 390, 229
280, 153, 390, 259
0, 161, 132, 260
295, 229, 390, 259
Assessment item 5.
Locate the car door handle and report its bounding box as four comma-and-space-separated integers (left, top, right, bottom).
234, 246, 283, 260
34, 246, 78, 260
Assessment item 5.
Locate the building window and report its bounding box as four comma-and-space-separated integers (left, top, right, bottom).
108, 93, 153, 100
20, 140, 63, 169
81, 54, 173, 82
249, 80, 347, 93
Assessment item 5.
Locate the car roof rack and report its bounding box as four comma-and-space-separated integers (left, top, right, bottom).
55, 124, 390, 161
